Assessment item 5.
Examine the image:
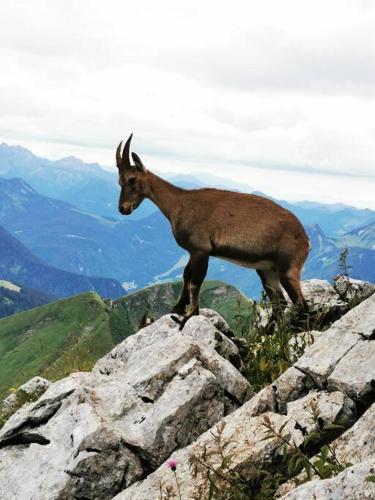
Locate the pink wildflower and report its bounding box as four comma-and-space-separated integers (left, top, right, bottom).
167, 459, 177, 471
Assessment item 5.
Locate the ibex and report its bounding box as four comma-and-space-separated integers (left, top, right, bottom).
116, 134, 310, 329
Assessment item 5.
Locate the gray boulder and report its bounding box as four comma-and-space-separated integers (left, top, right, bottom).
0, 310, 252, 499
286, 390, 355, 435
260, 279, 348, 330
271, 366, 315, 413
288, 330, 322, 360
277, 399, 375, 496
116, 293, 375, 499
334, 275, 375, 304
1, 289, 375, 500
115, 378, 356, 499
1, 376, 51, 418
334, 402, 375, 466
328, 340, 375, 402
280, 458, 375, 500
295, 292, 375, 387
301, 279, 348, 319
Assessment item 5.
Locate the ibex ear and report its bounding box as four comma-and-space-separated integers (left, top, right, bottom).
131, 152, 147, 173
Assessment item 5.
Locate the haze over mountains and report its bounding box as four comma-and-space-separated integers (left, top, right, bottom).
2, 143, 374, 232
0, 142, 374, 316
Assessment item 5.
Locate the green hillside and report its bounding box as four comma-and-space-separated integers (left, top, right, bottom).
0, 281, 250, 399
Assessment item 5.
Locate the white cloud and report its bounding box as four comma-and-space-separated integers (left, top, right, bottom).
0, 0, 375, 208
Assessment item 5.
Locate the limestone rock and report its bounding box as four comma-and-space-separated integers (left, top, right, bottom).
295, 293, 375, 386
328, 340, 375, 402
15, 376, 50, 399
257, 280, 348, 330
286, 390, 356, 436
288, 330, 322, 360
0, 310, 252, 499
116, 297, 374, 499
271, 366, 314, 413
1, 376, 51, 418
1, 393, 17, 419
199, 307, 235, 335
334, 275, 375, 304
295, 329, 360, 387
1, 294, 375, 499
114, 410, 295, 500
115, 386, 356, 499
277, 401, 374, 497
57, 428, 143, 499
0, 383, 115, 500
301, 279, 347, 319
323, 291, 375, 340
280, 458, 375, 500
334, 403, 375, 466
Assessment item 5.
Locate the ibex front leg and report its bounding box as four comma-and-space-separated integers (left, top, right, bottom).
172, 252, 209, 330
171, 258, 192, 315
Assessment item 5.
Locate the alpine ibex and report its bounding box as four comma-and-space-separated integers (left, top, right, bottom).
116, 134, 310, 329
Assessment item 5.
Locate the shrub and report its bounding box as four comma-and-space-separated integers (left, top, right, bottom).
232, 295, 308, 391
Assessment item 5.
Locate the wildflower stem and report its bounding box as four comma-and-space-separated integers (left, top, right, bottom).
192, 456, 240, 488
261, 417, 324, 479
173, 470, 182, 500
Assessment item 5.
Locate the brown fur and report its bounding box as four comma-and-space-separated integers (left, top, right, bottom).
116, 135, 310, 329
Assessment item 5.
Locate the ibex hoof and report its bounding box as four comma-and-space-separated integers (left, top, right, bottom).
179, 318, 188, 330
171, 314, 182, 325
171, 314, 190, 331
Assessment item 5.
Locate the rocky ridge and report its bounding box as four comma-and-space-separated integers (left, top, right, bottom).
0, 277, 374, 499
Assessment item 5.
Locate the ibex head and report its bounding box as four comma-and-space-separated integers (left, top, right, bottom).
116, 134, 147, 215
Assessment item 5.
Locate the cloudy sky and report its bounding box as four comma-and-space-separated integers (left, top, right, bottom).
1, 0, 375, 208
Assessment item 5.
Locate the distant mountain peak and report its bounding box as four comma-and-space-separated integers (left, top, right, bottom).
307, 223, 326, 235
55, 156, 103, 172
0, 176, 37, 194
0, 142, 30, 152
59, 155, 82, 163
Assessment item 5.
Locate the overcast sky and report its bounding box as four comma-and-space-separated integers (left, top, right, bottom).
1, 0, 375, 208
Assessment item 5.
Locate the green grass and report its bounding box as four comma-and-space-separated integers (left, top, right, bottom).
0, 281, 250, 399
0, 292, 112, 397
109, 280, 250, 343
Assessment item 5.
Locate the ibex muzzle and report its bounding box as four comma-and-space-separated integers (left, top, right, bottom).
116, 134, 310, 329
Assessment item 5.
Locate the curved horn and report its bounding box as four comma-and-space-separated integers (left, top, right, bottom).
116, 141, 123, 168
121, 133, 133, 169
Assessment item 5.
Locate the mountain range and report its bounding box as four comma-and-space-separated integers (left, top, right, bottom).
0, 177, 180, 289
0, 223, 124, 301
1, 175, 374, 298
1, 143, 374, 234
0, 144, 256, 221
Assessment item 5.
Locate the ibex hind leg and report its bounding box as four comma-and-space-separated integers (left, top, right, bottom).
279, 267, 307, 308
257, 270, 287, 333
279, 266, 309, 330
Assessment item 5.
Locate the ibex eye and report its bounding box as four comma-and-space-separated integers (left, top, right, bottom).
128, 177, 136, 186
